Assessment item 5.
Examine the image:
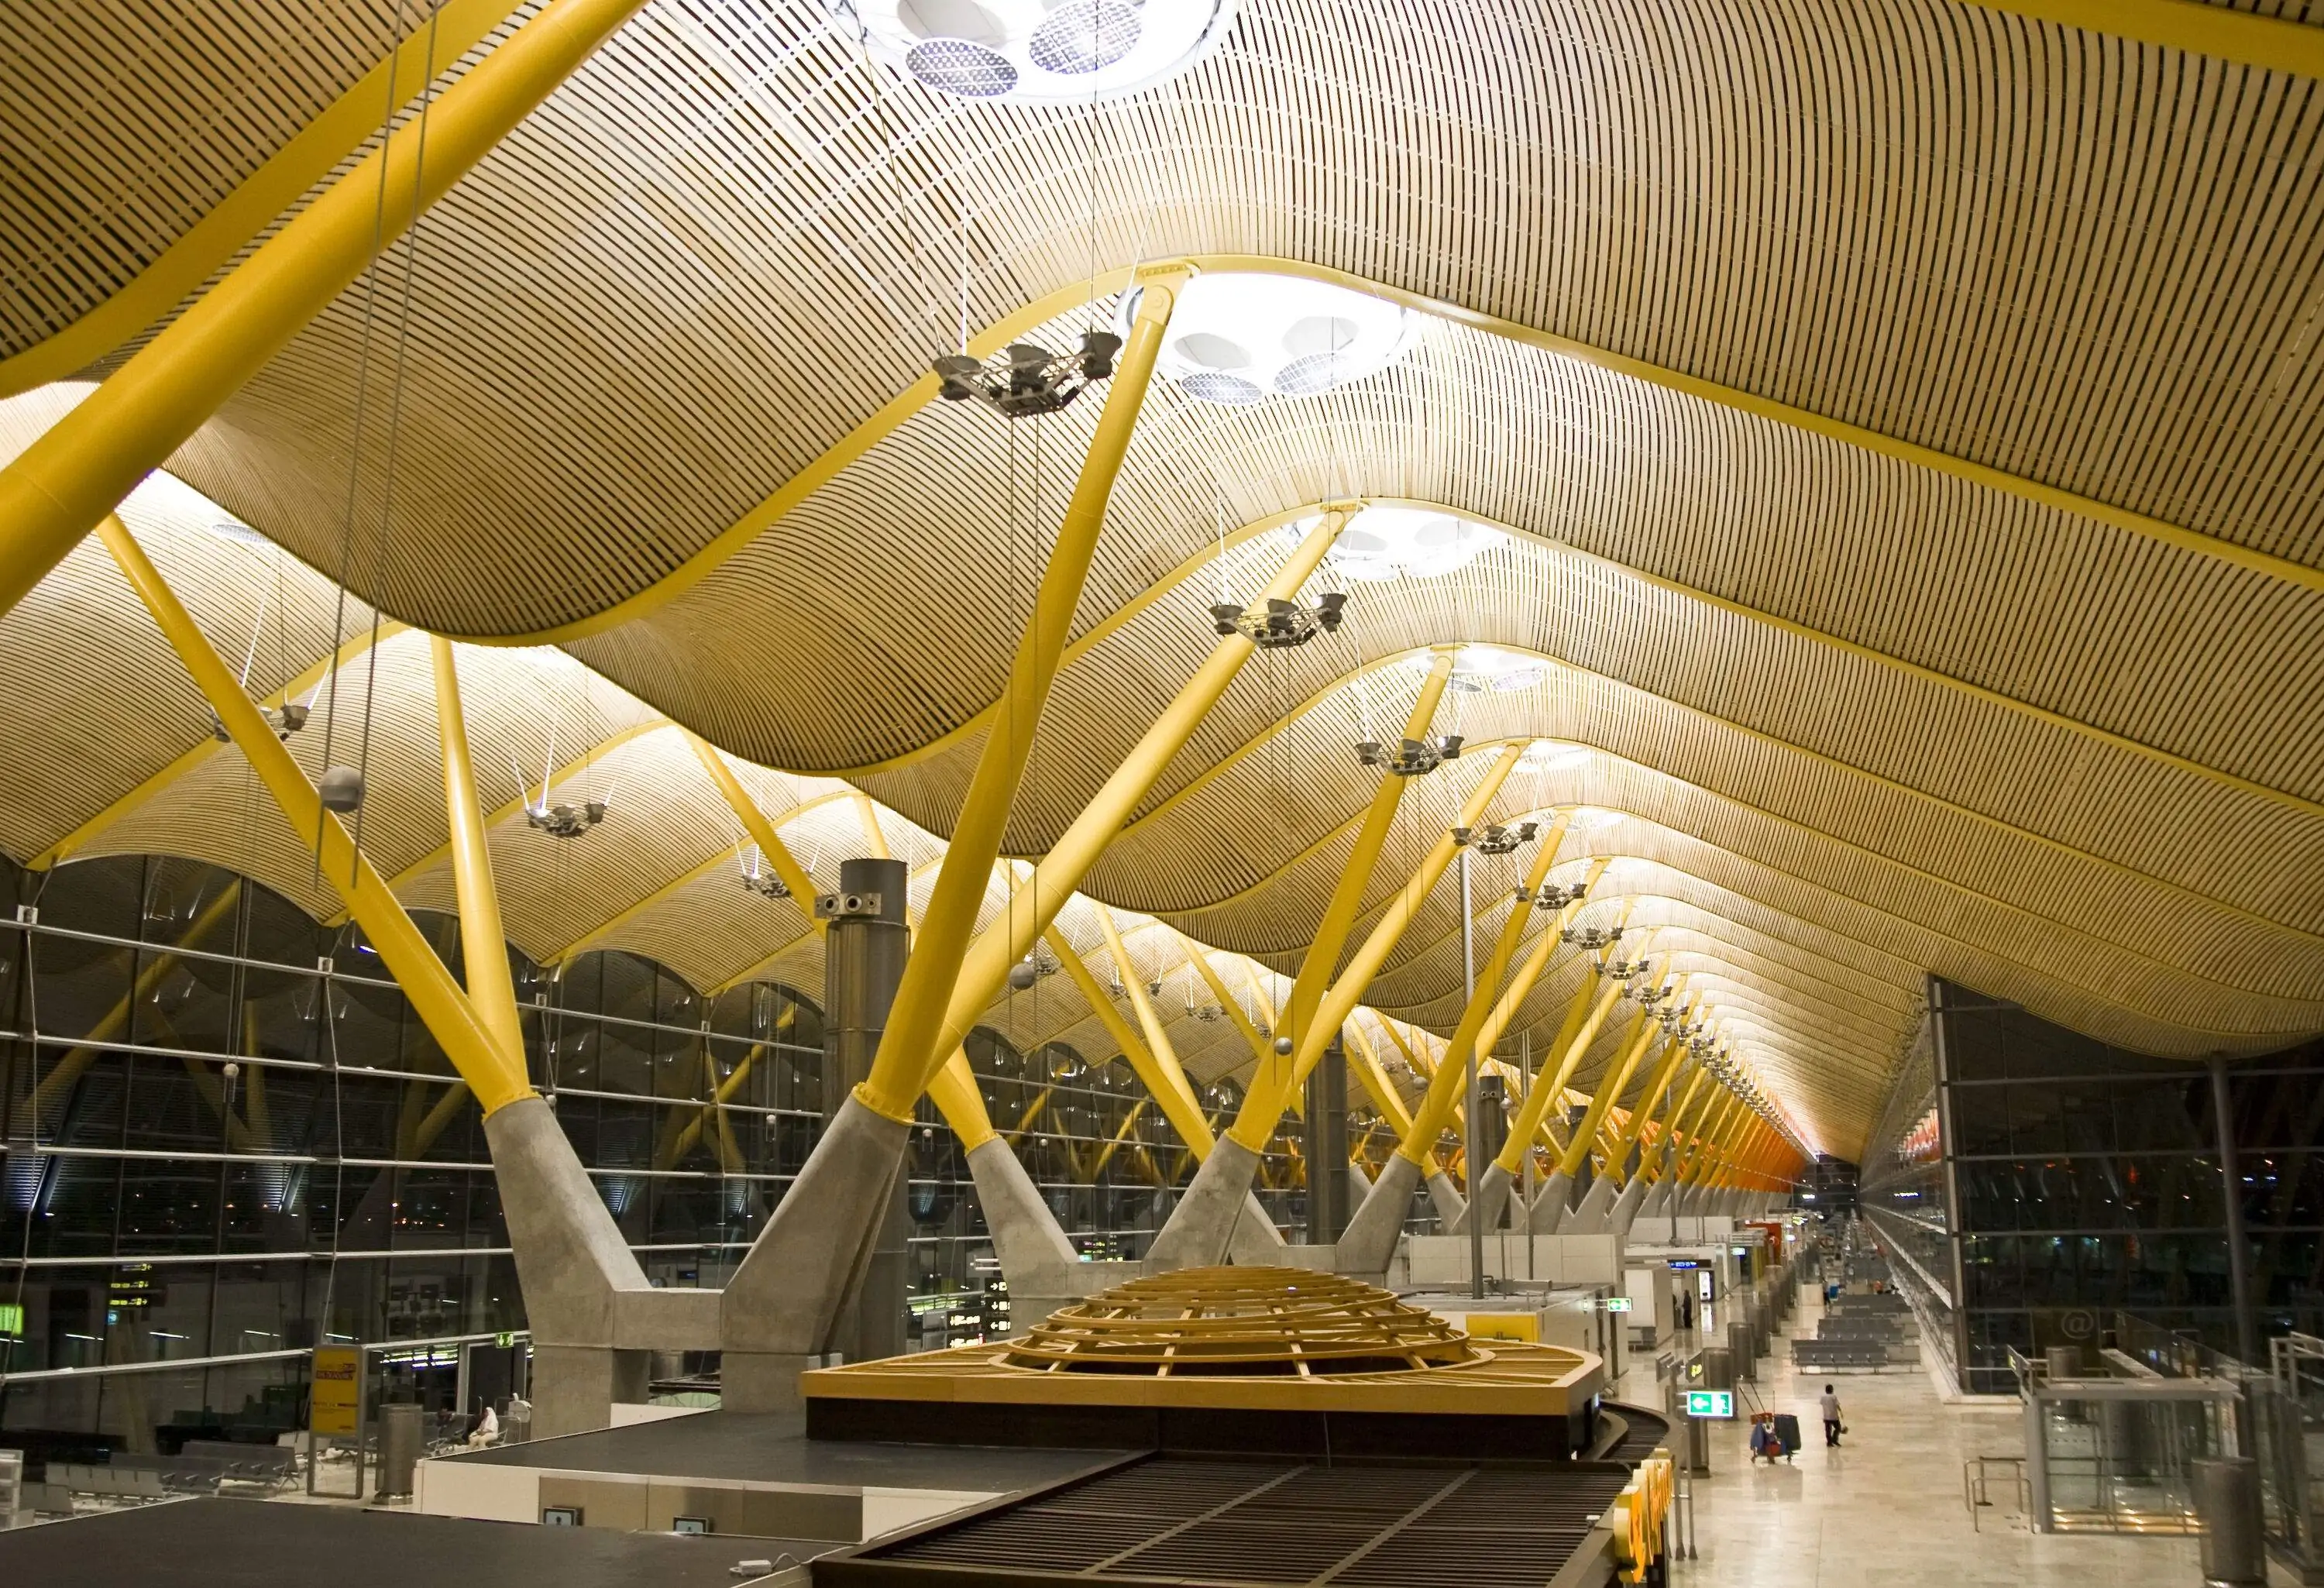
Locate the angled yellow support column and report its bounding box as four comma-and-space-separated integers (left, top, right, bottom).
688, 734, 820, 909
1045, 924, 1213, 1157
1644, 1066, 1714, 1184
0, 0, 649, 627
430, 638, 525, 1066
1397, 819, 1577, 1172
99, 517, 530, 1113
1555, 1007, 1662, 1181
1225, 652, 1456, 1153
1608, 1000, 1698, 1182
1154, 655, 1455, 1269
902, 512, 1343, 1105
1342, 1022, 1418, 1140
1092, 911, 1197, 1115
1552, 982, 1687, 1233
1286, 754, 1534, 1095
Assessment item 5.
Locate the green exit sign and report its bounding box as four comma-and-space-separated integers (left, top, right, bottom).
0, 1303, 21, 1335
1686, 1390, 1734, 1419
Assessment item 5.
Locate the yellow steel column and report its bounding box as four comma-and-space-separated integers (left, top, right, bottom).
1342, 1022, 1418, 1140
1553, 1000, 1671, 1184
99, 517, 531, 1113
1224, 654, 1455, 1153
865, 353, 1345, 1117
1644, 1066, 1714, 1183
429, 637, 524, 1067
0, 0, 649, 625
1394, 818, 1576, 1167
1484, 926, 1638, 1177
687, 734, 820, 907
1284, 760, 1536, 1095
1092, 911, 1197, 1113
1606, 999, 1697, 1182
1045, 923, 1215, 1156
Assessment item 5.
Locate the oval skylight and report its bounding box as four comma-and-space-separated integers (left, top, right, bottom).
1159, 273, 1416, 407
838, 0, 1236, 103
1332, 505, 1501, 582
1449, 644, 1547, 693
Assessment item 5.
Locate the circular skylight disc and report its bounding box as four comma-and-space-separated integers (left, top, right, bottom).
844, 0, 1235, 103
906, 37, 1019, 95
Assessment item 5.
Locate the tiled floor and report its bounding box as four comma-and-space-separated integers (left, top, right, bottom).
1611, 1292, 2221, 1587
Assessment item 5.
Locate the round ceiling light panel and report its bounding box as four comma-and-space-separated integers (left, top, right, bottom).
1332, 505, 1501, 582
839, 0, 1236, 103
1159, 273, 1418, 406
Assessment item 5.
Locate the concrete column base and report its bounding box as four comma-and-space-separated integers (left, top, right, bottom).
719, 1351, 841, 1418
1425, 1170, 1466, 1229
529, 1344, 651, 1439
1335, 1153, 1422, 1277
722, 1095, 909, 1396
1607, 1176, 1650, 1237
1451, 1163, 1512, 1235
1348, 1159, 1373, 1199
1529, 1169, 1572, 1233
1229, 1191, 1290, 1263
1145, 1135, 1266, 1270
1560, 1174, 1619, 1236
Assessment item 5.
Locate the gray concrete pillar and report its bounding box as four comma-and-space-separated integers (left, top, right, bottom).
1561, 1173, 1619, 1236
1530, 1168, 1571, 1233
1607, 1174, 1650, 1237
1451, 1161, 1513, 1235
820, 858, 912, 1365
1425, 1168, 1466, 1229
1304, 1038, 1351, 1244
1143, 1134, 1267, 1270
1336, 1152, 1422, 1276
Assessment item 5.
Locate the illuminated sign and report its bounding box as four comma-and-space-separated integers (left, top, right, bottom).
0, 1303, 22, 1336
309, 1346, 362, 1437
1604, 1296, 1633, 1314
1685, 1389, 1734, 1419
1666, 1259, 1703, 1270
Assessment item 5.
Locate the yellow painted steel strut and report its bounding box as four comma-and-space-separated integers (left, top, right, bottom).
98, 516, 531, 1114
1483, 912, 1643, 1176
1394, 811, 1576, 1172
1225, 654, 1456, 1153
429, 637, 526, 1068
687, 730, 1001, 1146
0, 0, 649, 628
1284, 757, 1537, 1098
1642, 1065, 1714, 1184
899, 504, 1344, 1105
1181, 930, 1276, 1072
1556, 1009, 1664, 1181
856, 275, 1188, 1124
1607, 998, 1699, 1181
1093, 909, 1199, 1116
1044, 923, 1215, 1159
855, 273, 1190, 1125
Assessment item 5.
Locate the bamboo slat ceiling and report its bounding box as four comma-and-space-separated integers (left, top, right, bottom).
6, 0, 2324, 1154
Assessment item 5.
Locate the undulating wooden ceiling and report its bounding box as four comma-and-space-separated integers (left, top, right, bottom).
6, 0, 2324, 1156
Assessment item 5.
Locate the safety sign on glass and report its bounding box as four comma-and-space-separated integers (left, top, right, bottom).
310, 1345, 362, 1436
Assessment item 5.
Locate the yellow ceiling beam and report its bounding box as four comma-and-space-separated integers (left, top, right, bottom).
429, 635, 526, 1068
451, 251, 2324, 655
0, 0, 648, 630
1968, 0, 2324, 79
0, 0, 520, 400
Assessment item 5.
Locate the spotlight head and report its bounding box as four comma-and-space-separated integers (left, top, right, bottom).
1515, 820, 1538, 843
1354, 740, 1384, 766
584, 800, 607, 825
277, 701, 310, 735
933, 353, 984, 400
1078, 328, 1121, 380
1451, 825, 1473, 847
1439, 734, 1463, 759
1210, 601, 1244, 637
1315, 591, 1347, 631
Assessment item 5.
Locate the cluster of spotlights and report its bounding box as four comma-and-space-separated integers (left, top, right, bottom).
1560, 923, 1623, 950
1452, 820, 1536, 855
1356, 733, 1463, 777
527, 798, 607, 840
212, 701, 309, 743
933, 329, 1121, 419
1525, 879, 1589, 912
1208, 591, 1347, 648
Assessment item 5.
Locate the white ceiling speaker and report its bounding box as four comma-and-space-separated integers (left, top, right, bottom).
1158, 273, 1417, 406
837, 0, 1236, 103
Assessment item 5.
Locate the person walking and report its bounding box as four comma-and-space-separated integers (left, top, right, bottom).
1819, 1383, 1844, 1447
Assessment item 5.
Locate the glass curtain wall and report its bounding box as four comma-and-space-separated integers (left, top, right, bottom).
1917, 975, 2324, 1394
0, 852, 1350, 1448
1858, 1006, 1956, 1385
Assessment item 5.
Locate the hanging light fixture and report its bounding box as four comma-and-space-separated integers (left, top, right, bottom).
1208, 591, 1348, 648
933, 327, 1123, 418
1451, 820, 1536, 856
1354, 733, 1463, 777
739, 846, 792, 899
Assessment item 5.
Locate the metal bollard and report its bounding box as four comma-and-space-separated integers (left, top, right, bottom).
2192, 1456, 2265, 1588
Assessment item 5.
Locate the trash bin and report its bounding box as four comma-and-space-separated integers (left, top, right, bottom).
2192, 1456, 2266, 1587
378, 1402, 423, 1499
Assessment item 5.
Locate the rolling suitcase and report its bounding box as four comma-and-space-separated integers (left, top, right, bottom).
1772, 1413, 1803, 1460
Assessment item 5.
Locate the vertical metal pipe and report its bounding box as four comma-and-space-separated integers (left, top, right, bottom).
2209, 1053, 2260, 1370
825, 857, 911, 1360
1463, 847, 1483, 1299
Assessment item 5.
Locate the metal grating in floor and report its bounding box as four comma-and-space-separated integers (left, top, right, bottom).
824, 1454, 1632, 1587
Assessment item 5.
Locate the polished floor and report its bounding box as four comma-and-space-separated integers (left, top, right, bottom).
1611, 1294, 2218, 1587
